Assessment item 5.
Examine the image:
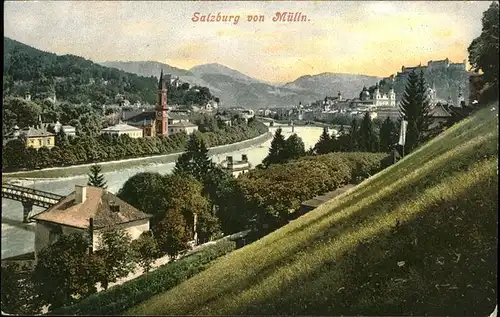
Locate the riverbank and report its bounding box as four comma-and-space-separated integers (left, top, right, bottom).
3, 132, 272, 179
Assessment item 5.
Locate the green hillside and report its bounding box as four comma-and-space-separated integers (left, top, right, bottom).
126, 104, 498, 316
3, 37, 158, 105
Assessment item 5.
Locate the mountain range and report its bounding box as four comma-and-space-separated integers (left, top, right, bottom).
100, 61, 383, 109
4, 36, 467, 109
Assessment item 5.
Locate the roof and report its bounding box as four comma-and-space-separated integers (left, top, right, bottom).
168, 113, 191, 120
126, 111, 191, 123
128, 119, 155, 127
430, 104, 452, 118
20, 127, 55, 138
32, 186, 152, 229
169, 122, 198, 128
61, 125, 75, 130
216, 115, 231, 121
102, 123, 142, 132
126, 111, 156, 123
123, 110, 149, 121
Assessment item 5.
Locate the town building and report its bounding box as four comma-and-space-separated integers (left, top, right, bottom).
168, 113, 191, 125
220, 154, 251, 177
168, 121, 199, 135
101, 123, 143, 138
49, 121, 77, 137
61, 125, 77, 137
202, 100, 218, 112
20, 126, 56, 149
350, 84, 396, 108
239, 109, 255, 121
32, 185, 152, 260
429, 103, 452, 130
122, 70, 170, 137
216, 114, 233, 126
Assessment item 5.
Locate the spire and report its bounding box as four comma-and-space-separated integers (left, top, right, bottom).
158, 69, 164, 90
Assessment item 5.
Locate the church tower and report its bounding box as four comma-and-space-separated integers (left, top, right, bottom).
155, 70, 168, 136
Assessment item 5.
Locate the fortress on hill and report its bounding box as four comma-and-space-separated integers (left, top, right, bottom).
397, 58, 466, 77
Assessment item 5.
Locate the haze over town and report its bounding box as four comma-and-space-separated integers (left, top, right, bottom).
4, 1, 490, 83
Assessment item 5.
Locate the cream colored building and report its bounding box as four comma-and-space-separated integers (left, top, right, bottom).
101, 123, 143, 138
20, 127, 56, 149
220, 154, 251, 177
168, 122, 199, 135
32, 185, 152, 260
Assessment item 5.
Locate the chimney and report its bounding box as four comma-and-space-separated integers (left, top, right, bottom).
242, 154, 248, 162
109, 201, 120, 213
75, 185, 87, 204
226, 156, 233, 168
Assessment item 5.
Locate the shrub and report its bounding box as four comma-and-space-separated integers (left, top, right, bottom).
240, 152, 390, 226
48, 239, 236, 316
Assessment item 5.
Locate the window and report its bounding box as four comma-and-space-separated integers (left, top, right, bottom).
47, 138, 51, 145
38, 139, 42, 146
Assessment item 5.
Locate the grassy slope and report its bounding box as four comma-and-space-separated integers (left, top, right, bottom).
126, 106, 498, 316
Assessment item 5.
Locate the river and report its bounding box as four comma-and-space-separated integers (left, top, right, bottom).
1, 125, 324, 259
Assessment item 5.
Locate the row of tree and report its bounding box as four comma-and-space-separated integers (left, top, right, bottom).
2, 120, 268, 170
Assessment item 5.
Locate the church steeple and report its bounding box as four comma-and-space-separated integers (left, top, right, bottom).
158, 69, 164, 90
156, 70, 168, 137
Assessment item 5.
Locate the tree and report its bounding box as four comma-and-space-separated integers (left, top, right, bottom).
348, 119, 359, 152
2, 97, 42, 129
262, 128, 286, 166
358, 112, 377, 152
196, 208, 222, 244
95, 228, 135, 290
117, 172, 169, 226
283, 133, 306, 161
163, 173, 211, 240
337, 126, 350, 152
468, 1, 499, 100
174, 132, 214, 182
131, 231, 160, 273
154, 208, 192, 258
1, 264, 43, 315
33, 233, 102, 310
3, 139, 27, 169
379, 117, 398, 153
400, 70, 432, 153
314, 127, 333, 155
87, 164, 107, 188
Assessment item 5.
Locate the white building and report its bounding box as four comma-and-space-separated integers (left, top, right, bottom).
61, 125, 76, 137
32, 185, 152, 260
239, 109, 255, 120
220, 154, 251, 177
168, 122, 199, 135
101, 123, 143, 138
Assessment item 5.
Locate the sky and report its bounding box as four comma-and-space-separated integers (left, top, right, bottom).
4, 1, 492, 83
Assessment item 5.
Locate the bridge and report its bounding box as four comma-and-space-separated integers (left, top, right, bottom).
1, 183, 64, 223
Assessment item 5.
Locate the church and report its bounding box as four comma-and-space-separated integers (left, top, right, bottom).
350, 84, 397, 109
126, 70, 169, 137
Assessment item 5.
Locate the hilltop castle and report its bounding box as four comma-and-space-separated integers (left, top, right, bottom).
398, 58, 466, 77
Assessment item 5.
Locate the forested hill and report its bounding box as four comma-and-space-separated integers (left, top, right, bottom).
3, 37, 159, 105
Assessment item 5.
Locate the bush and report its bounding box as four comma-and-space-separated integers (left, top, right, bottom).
48, 239, 236, 316
240, 152, 390, 226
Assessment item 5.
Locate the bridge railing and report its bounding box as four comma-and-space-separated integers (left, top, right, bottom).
1, 184, 63, 201
1, 184, 64, 208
